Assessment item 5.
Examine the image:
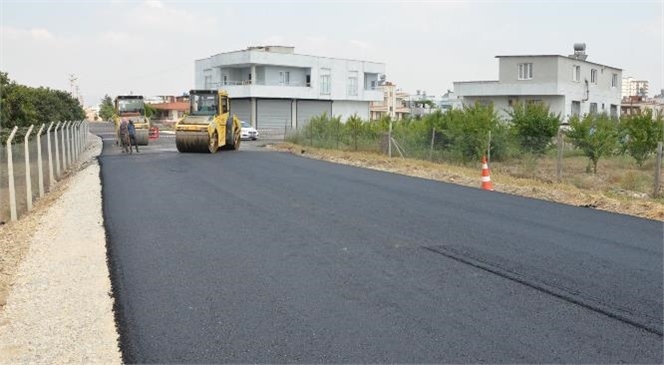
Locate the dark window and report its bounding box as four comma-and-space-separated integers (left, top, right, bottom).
571, 101, 581, 116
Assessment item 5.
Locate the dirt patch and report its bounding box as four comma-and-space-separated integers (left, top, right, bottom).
269, 143, 664, 222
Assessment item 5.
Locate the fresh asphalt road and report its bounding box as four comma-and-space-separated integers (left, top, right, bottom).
92, 123, 663, 363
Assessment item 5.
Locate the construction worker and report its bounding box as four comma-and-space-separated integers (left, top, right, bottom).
127, 120, 140, 154
119, 119, 130, 153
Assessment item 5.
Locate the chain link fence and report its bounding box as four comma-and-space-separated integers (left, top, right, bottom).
0, 121, 90, 223
284, 115, 664, 199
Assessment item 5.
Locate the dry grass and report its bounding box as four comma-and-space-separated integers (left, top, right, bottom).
270, 143, 664, 222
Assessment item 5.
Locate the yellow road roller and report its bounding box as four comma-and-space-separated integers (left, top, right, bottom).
175, 90, 241, 153
113, 95, 150, 145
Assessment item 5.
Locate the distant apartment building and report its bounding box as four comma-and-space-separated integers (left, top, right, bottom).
145, 95, 190, 105
621, 95, 664, 116
195, 46, 385, 129
454, 44, 622, 120
370, 82, 411, 120
438, 90, 463, 112
622, 77, 649, 98
408, 90, 437, 118
85, 105, 99, 121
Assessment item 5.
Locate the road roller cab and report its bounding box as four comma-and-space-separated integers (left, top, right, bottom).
175, 90, 241, 153
113, 95, 150, 146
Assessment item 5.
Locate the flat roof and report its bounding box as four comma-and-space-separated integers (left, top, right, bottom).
495, 55, 622, 71
196, 48, 384, 65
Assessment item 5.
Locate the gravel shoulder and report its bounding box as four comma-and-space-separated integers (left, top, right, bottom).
0, 134, 120, 364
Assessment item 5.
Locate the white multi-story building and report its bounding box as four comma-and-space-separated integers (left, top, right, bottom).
195, 46, 386, 130
370, 82, 411, 120
438, 90, 463, 112
454, 44, 622, 121
622, 77, 649, 98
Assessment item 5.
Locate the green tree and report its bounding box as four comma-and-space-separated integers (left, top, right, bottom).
566, 113, 620, 173
446, 102, 500, 162
0, 72, 85, 142
99, 95, 115, 121
619, 110, 664, 166
144, 103, 157, 119
508, 101, 561, 156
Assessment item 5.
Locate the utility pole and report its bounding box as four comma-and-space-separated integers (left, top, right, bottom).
69, 74, 83, 106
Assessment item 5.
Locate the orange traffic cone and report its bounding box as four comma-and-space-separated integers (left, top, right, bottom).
481, 155, 494, 191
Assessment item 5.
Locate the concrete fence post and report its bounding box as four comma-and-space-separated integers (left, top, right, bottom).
76, 121, 82, 159
72, 121, 79, 161
64, 121, 71, 170
67, 122, 74, 169
24, 125, 35, 211
54, 121, 61, 178
60, 121, 67, 171
7, 126, 18, 221
47, 122, 54, 188
80, 121, 84, 155
72, 122, 77, 161
77, 121, 82, 158
73, 121, 78, 161
64, 120, 70, 170
36, 124, 46, 198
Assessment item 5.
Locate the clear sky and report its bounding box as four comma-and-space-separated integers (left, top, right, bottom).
1, 0, 662, 107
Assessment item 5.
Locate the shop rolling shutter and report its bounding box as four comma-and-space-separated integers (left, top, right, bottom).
230, 99, 251, 123
257, 99, 292, 130
297, 100, 332, 129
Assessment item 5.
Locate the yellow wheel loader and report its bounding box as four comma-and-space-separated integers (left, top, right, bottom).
113, 95, 150, 146
175, 90, 241, 153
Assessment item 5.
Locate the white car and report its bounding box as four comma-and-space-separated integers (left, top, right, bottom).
240, 121, 259, 141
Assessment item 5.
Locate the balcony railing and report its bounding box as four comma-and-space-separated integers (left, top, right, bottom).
207, 80, 311, 88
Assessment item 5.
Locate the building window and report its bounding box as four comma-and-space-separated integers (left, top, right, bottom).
610, 104, 618, 118
590, 102, 598, 115
591, 69, 597, 84
612, 73, 618, 88
280, 71, 290, 85
348, 71, 358, 96
572, 66, 581, 82
527, 99, 542, 105
223, 75, 227, 85
320, 69, 331, 95
571, 101, 581, 116
518, 63, 533, 80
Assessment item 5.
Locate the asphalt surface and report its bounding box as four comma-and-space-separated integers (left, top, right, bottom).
93, 122, 664, 363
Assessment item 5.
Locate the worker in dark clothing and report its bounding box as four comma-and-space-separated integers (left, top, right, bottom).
127, 120, 140, 154
119, 119, 130, 153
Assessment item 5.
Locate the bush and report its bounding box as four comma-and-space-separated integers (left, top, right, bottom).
566, 113, 620, 173
619, 110, 664, 166
508, 101, 561, 156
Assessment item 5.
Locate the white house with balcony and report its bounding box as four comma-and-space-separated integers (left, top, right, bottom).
454, 44, 622, 121
195, 46, 386, 130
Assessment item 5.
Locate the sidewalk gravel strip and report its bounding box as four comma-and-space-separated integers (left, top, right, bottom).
0, 134, 121, 364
